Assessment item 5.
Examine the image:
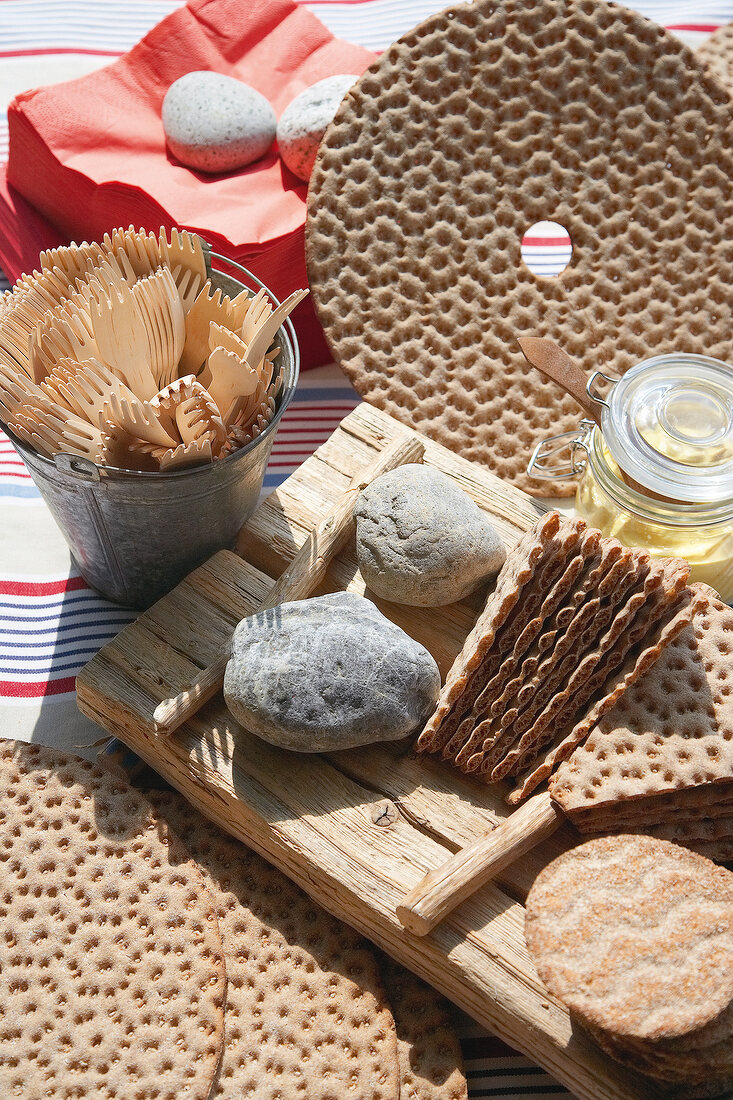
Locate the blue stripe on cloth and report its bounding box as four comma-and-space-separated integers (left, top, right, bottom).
0, 616, 135, 631
0, 483, 40, 498
0, 632, 132, 651
0, 657, 111, 674
290, 387, 359, 402
0, 592, 128, 611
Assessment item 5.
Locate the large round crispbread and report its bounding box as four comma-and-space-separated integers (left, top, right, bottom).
698, 24, 733, 94
306, 0, 733, 496
524, 835, 733, 1043
145, 790, 402, 1100
0, 740, 226, 1100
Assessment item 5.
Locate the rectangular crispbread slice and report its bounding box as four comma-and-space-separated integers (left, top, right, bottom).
471, 529, 603, 716
458, 550, 646, 775
444, 551, 641, 773
547, 587, 733, 822
504, 572, 698, 802
568, 783, 733, 832
416, 511, 579, 754
480, 550, 657, 782
437, 529, 604, 764
625, 817, 733, 865
498, 549, 644, 731
486, 542, 640, 724
432, 516, 587, 754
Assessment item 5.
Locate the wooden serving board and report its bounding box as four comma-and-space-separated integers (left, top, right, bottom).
77, 402, 665, 1100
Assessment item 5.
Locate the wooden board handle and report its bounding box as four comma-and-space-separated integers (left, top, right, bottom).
153, 433, 425, 733
396, 790, 562, 935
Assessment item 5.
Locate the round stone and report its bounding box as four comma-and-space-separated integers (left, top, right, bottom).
277, 74, 359, 182
162, 71, 276, 173
354, 464, 506, 606
223, 592, 441, 752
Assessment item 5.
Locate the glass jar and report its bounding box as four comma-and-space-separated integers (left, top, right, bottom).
529, 353, 733, 602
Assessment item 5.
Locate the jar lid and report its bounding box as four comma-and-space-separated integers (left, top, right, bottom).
601, 354, 733, 504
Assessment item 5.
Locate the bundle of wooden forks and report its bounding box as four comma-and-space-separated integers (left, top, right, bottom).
0, 226, 306, 471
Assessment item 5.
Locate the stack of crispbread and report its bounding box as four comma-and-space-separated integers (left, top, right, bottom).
417, 512, 696, 804
0, 739, 468, 1099
550, 590, 733, 864
525, 835, 733, 1095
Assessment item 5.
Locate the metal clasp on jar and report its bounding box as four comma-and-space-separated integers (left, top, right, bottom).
527, 419, 596, 480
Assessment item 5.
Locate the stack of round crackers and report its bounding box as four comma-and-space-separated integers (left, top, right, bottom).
0, 739, 467, 1099
525, 835, 733, 1094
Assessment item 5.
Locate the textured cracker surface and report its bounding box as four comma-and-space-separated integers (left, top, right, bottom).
509, 566, 695, 801
465, 548, 640, 779
417, 512, 574, 753
306, 0, 733, 496
379, 956, 468, 1100
145, 790, 402, 1100
437, 520, 593, 765
0, 741, 226, 1100
420, 508, 693, 800
524, 835, 733, 1042
698, 24, 733, 93
552, 594, 733, 817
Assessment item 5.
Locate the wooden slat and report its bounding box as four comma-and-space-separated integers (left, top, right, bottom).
76, 402, 663, 1100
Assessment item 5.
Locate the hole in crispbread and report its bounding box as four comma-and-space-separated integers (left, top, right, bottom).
521, 220, 573, 277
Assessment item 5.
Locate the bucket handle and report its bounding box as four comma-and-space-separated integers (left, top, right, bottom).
54, 454, 101, 482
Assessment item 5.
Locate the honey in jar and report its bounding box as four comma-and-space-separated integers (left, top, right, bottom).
529, 354, 733, 602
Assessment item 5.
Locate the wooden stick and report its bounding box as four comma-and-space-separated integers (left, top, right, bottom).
153, 433, 425, 733
396, 790, 563, 936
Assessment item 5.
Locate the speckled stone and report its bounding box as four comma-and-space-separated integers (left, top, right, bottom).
276, 74, 359, 181
223, 592, 441, 752
162, 71, 276, 173
355, 464, 507, 607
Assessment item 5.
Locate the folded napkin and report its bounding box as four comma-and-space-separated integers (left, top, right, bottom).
6, 0, 375, 368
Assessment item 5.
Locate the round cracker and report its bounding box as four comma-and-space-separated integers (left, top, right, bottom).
524, 834, 733, 1042
698, 25, 733, 95
0, 740, 226, 1100
306, 0, 733, 496
145, 789, 401, 1100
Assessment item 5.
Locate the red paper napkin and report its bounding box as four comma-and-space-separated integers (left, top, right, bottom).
6, 0, 376, 368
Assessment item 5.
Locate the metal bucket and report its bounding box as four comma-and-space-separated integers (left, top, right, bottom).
7, 254, 300, 608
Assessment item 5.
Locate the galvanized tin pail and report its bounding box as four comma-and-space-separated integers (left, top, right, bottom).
7, 254, 300, 608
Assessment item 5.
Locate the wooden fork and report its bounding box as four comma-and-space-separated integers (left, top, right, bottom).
172, 266, 205, 315
102, 227, 164, 278
88, 282, 158, 400
240, 288, 272, 346
39, 241, 105, 281
204, 346, 260, 421
242, 289, 308, 371
130, 267, 185, 388
103, 389, 178, 448
0, 313, 33, 375
179, 283, 237, 375
46, 358, 138, 425
15, 404, 104, 460
31, 306, 100, 382
161, 228, 208, 285
158, 437, 213, 470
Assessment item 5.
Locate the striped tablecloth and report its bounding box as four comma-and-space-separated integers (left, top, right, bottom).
0, 2, 730, 1096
